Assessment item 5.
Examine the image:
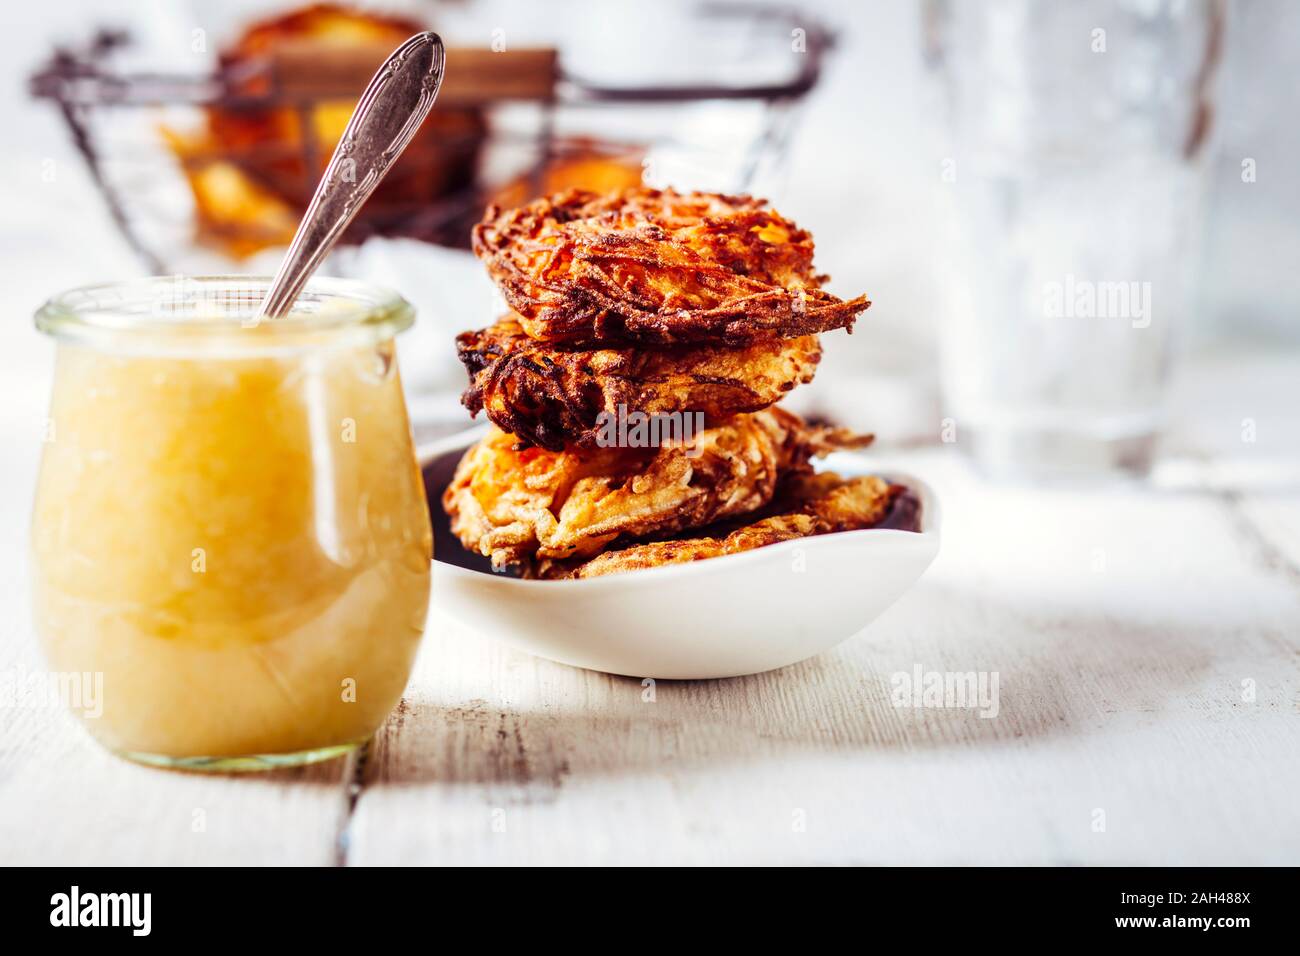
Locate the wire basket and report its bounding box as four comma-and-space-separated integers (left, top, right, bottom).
30, 3, 832, 274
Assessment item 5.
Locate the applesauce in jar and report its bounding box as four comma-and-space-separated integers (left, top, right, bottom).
31, 277, 431, 770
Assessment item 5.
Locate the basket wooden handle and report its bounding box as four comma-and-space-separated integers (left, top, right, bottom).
267, 41, 557, 104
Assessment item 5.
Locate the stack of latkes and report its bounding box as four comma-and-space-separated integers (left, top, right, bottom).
443, 187, 910, 578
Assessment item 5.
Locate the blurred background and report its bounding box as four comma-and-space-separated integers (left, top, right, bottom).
4, 0, 1298, 479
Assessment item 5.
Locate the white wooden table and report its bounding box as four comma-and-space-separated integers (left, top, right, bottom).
3, 343, 1297, 866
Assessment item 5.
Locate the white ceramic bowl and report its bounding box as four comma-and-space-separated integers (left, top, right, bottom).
420, 428, 941, 679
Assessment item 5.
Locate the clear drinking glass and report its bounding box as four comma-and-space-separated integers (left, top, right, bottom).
31, 276, 432, 770
926, 0, 1222, 479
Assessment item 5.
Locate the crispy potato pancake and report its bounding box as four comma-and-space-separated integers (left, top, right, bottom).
471, 188, 871, 347
442, 408, 873, 570
542, 473, 905, 579
456, 315, 822, 451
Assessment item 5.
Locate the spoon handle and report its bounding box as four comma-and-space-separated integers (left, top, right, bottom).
257, 32, 445, 320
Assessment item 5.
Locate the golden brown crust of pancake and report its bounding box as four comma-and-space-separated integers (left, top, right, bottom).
441, 408, 873, 571
456, 315, 822, 451
471, 188, 871, 348
540, 473, 903, 579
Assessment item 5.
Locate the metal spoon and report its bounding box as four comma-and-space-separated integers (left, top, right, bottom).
254, 32, 445, 321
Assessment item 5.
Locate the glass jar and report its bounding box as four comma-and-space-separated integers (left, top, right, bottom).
31, 276, 432, 771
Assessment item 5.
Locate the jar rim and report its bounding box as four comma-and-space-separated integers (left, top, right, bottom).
34, 275, 415, 349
